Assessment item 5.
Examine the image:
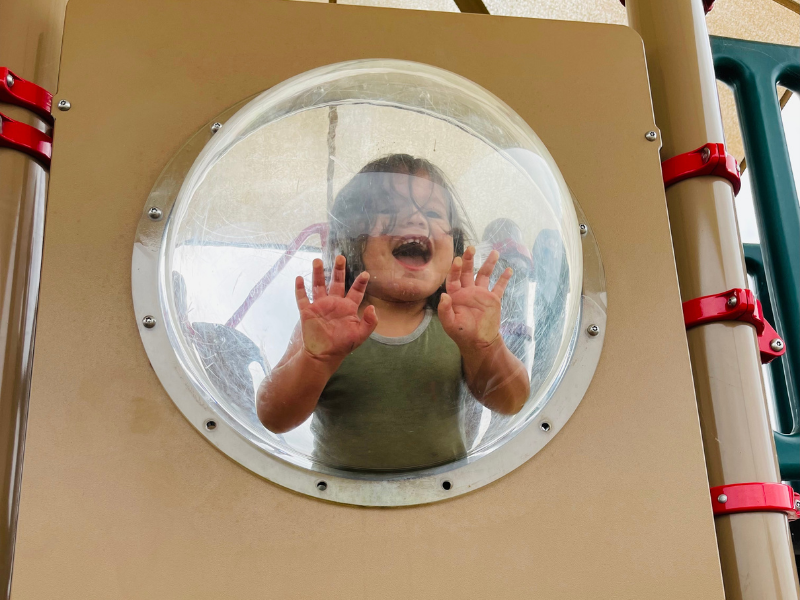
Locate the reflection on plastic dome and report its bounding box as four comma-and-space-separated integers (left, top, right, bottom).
163, 59, 583, 472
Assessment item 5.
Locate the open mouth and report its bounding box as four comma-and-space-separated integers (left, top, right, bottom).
391, 236, 432, 268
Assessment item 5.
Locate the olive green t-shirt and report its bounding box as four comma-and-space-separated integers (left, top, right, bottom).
312, 310, 466, 471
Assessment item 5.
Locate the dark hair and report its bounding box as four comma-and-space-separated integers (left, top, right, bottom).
328, 154, 471, 308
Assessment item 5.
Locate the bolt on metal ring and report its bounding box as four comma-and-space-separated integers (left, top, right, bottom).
726, 296, 738, 308
147, 206, 163, 221
645, 130, 657, 142
770, 339, 784, 352
579, 223, 588, 236
539, 421, 551, 432
587, 324, 600, 337
210, 122, 222, 134
5, 73, 14, 88
57, 99, 71, 111
141, 315, 156, 329
701, 147, 711, 163
717, 494, 728, 504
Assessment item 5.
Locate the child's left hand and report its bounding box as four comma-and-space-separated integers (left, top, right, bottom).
438, 246, 512, 353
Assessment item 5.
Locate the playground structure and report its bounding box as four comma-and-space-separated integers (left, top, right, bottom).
0, 0, 799, 598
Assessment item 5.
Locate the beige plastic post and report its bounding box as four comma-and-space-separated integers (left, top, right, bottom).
0, 1, 68, 598
625, 0, 800, 598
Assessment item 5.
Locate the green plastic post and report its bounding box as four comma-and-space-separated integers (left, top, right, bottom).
744, 243, 792, 433
712, 37, 800, 480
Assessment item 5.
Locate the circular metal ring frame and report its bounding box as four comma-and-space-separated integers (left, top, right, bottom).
132, 97, 607, 507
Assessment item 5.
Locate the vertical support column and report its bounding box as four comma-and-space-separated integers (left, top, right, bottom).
625, 1, 800, 599
0, 1, 68, 598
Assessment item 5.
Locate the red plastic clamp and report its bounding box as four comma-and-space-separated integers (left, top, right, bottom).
683, 288, 786, 364
619, 0, 715, 13
0, 68, 53, 124
662, 142, 741, 195
0, 112, 52, 166
711, 483, 800, 521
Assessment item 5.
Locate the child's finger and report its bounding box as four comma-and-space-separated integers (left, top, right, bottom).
446, 257, 462, 294
311, 258, 327, 300
475, 249, 499, 288
460, 246, 476, 287
437, 293, 456, 331
358, 305, 379, 340
295, 276, 311, 311
345, 271, 370, 305
329, 255, 347, 297
491, 267, 513, 299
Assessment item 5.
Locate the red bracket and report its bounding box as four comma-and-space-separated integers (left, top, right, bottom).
0, 113, 52, 166
711, 483, 800, 521
619, 0, 715, 13
0, 68, 53, 124
683, 288, 786, 364
662, 142, 741, 195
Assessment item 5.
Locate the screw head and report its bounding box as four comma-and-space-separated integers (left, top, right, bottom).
701, 147, 711, 163
210, 122, 222, 134
726, 296, 738, 308
587, 324, 600, 337
316, 481, 328, 491
539, 421, 551, 432
5, 73, 13, 88
794, 499, 800, 511
204, 419, 217, 431
645, 130, 657, 142
141, 315, 156, 329
770, 338, 785, 352
717, 494, 728, 504
57, 99, 71, 111
579, 223, 588, 236
147, 206, 163, 221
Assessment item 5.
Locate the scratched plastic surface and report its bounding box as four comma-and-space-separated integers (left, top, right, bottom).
162, 59, 583, 471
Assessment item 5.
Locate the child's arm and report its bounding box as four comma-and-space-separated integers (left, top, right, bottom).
438, 247, 531, 415
256, 256, 377, 433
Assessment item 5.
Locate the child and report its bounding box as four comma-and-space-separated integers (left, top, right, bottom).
256, 154, 530, 471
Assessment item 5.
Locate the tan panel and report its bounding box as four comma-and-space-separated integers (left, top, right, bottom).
12, 2, 723, 598
330, 0, 799, 169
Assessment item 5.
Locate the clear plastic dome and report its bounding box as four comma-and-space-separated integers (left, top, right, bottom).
161, 59, 583, 472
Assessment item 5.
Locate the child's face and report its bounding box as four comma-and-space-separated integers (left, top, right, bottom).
361, 172, 455, 303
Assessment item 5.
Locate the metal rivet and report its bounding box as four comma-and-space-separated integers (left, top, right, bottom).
717, 494, 728, 504
204, 419, 217, 431
57, 99, 71, 111
147, 206, 163, 221
579, 223, 588, 236
645, 130, 657, 142
726, 296, 738, 308
701, 147, 711, 163
316, 481, 327, 491
794, 499, 800, 511
540, 421, 551, 432
770, 339, 785, 352
141, 315, 156, 329
5, 73, 13, 88
210, 122, 222, 134
587, 324, 600, 337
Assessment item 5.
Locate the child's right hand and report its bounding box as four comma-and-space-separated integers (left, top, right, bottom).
294, 256, 378, 364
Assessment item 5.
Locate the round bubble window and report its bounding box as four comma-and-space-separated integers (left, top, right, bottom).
133, 59, 606, 505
